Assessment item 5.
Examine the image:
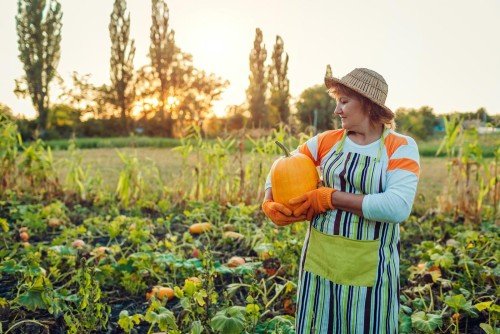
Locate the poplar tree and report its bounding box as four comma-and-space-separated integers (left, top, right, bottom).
15, 0, 62, 138
150, 0, 176, 136
268, 35, 290, 124
246, 28, 268, 128
109, 0, 136, 131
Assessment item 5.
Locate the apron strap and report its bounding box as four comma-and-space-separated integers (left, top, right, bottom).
375, 128, 389, 162
335, 130, 348, 154
336, 128, 388, 162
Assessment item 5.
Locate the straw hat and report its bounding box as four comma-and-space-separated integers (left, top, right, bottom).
324, 65, 393, 115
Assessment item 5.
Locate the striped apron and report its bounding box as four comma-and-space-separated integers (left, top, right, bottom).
296, 130, 400, 334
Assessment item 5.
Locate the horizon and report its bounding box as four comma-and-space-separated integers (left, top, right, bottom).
1, 0, 500, 119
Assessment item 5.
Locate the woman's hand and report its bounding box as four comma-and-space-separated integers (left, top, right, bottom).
262, 199, 306, 226
290, 187, 337, 221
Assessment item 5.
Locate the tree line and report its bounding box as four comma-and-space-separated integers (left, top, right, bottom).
12, 0, 230, 138
8, 0, 296, 139
3, 0, 498, 141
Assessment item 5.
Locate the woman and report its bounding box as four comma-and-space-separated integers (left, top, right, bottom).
262, 66, 420, 333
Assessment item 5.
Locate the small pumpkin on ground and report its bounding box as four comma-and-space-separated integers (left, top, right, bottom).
146, 286, 175, 301
189, 222, 211, 235
48, 217, 63, 228
271, 141, 319, 211
227, 256, 245, 268
71, 239, 86, 248
93, 246, 113, 259
223, 231, 244, 240
19, 232, 29, 242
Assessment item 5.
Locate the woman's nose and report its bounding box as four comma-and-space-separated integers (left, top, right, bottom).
334, 105, 342, 114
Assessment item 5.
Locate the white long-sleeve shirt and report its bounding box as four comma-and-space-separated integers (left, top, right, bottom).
265, 129, 420, 224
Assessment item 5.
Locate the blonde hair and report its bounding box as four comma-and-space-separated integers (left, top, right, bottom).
329, 84, 396, 130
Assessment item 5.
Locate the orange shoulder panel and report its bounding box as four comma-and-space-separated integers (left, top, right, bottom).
388, 158, 420, 177
317, 129, 345, 160
297, 142, 315, 162
384, 132, 408, 159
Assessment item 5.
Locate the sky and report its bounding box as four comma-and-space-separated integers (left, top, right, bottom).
1, 0, 500, 119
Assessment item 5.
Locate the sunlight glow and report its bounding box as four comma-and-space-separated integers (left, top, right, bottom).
167, 96, 178, 107
131, 97, 159, 119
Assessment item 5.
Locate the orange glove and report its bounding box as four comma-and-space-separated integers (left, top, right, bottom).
262, 200, 307, 227
289, 187, 337, 221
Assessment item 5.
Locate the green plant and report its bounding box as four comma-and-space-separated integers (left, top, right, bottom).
0, 115, 21, 194
62, 259, 110, 334
436, 115, 499, 223
116, 150, 144, 208
117, 310, 143, 333
62, 139, 103, 200
445, 294, 479, 334
144, 298, 179, 334
18, 139, 59, 196
475, 300, 500, 334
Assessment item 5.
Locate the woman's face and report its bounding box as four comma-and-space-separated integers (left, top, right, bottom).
334, 93, 370, 131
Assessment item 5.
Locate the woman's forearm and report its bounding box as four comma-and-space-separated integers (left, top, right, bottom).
331, 191, 365, 217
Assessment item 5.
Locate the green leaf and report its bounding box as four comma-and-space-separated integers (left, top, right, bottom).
411, 297, 426, 311
48, 245, 77, 256
233, 261, 261, 275
174, 286, 184, 299
184, 279, 196, 297
174, 258, 203, 270
211, 307, 246, 334
261, 315, 296, 333
430, 252, 454, 269
194, 290, 208, 307
459, 288, 471, 299
118, 310, 143, 333
0, 218, 9, 232
180, 297, 190, 309
445, 294, 467, 312
214, 261, 233, 274
400, 305, 412, 314
0, 259, 20, 274
474, 301, 493, 312
479, 323, 498, 334
190, 320, 203, 334
411, 311, 443, 333
17, 289, 47, 311
145, 307, 177, 331
246, 304, 260, 315
399, 313, 412, 333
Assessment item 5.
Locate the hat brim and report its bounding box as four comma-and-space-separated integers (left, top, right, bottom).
325, 76, 393, 116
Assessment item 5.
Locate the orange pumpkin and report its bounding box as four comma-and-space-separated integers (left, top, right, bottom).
271, 141, 319, 210
189, 222, 211, 235
146, 286, 175, 301
227, 256, 245, 268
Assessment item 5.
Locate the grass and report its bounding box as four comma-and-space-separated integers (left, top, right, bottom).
46, 136, 181, 150
52, 147, 451, 216
44, 132, 500, 157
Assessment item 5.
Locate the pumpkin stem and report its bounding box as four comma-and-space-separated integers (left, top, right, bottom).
275, 141, 290, 157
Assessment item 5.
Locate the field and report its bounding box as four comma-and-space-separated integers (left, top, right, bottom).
0, 123, 499, 333
50, 148, 446, 215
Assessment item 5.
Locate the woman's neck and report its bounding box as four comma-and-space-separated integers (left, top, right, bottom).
347, 124, 384, 145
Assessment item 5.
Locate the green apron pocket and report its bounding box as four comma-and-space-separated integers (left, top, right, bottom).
304, 227, 380, 287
